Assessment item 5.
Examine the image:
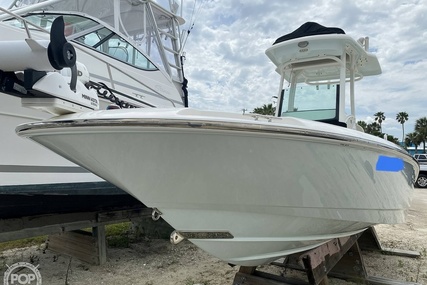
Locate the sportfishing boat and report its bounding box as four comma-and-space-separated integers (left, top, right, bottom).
16, 23, 419, 266
0, 0, 187, 189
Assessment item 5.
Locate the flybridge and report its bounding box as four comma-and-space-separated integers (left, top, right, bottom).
0, 0, 189, 113
4, 0, 189, 97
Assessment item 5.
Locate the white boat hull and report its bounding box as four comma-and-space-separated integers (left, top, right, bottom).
0, 95, 104, 187
17, 108, 418, 266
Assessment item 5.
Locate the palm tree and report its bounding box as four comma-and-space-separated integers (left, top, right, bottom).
357, 120, 367, 132
366, 122, 381, 136
406, 131, 423, 153
404, 137, 412, 149
396, 112, 408, 144
385, 135, 399, 145
253, 103, 276, 116
415, 117, 427, 153
374, 112, 386, 133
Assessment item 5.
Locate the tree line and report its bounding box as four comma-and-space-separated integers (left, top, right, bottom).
358, 112, 427, 153
252, 104, 427, 153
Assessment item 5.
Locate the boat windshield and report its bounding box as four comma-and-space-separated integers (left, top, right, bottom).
11, 13, 157, 71
280, 82, 338, 122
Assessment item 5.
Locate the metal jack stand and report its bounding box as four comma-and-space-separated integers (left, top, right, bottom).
232, 227, 420, 285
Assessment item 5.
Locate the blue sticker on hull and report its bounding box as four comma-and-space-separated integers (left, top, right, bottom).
376, 155, 404, 172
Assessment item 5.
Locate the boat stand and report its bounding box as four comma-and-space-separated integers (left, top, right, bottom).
232, 227, 420, 285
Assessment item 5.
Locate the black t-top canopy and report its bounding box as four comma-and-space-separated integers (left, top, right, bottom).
273, 22, 345, 45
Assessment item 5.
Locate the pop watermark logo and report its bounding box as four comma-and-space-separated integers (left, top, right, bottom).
3, 262, 42, 285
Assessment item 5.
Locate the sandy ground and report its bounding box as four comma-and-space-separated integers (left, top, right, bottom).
1, 189, 426, 285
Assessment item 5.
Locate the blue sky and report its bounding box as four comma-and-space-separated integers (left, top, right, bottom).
1, 0, 425, 141
180, 0, 427, 141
